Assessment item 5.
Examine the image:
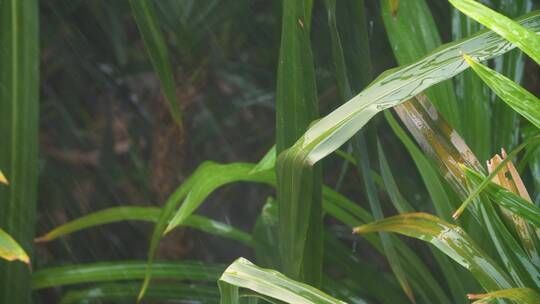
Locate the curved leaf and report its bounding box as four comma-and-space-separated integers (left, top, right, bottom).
32, 260, 223, 289
450, 0, 540, 65
464, 54, 540, 129
0, 228, 29, 264
353, 212, 514, 291
35, 206, 252, 246
219, 258, 346, 304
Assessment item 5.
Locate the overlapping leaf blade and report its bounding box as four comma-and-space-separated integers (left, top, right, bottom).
467, 287, 540, 304
353, 213, 514, 291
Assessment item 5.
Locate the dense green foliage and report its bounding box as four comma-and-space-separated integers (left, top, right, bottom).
1, 0, 540, 303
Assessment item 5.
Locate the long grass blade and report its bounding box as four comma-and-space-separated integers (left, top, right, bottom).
450, 0, 540, 65
464, 54, 540, 129
129, 0, 182, 126
34, 206, 252, 246
60, 283, 219, 304
32, 260, 223, 289
218, 258, 346, 304
0, 0, 39, 303
275, 0, 322, 286
353, 213, 514, 291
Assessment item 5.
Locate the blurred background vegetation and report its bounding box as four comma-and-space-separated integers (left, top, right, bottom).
32, 0, 540, 302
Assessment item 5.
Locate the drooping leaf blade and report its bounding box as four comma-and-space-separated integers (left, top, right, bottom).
129, 0, 182, 126
464, 54, 540, 129
450, 0, 540, 65
353, 213, 514, 292
218, 258, 346, 304
34, 206, 252, 246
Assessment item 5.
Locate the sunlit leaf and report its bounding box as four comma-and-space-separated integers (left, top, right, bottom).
0, 171, 7, 185
218, 258, 346, 304
450, 0, 540, 65
0, 228, 29, 265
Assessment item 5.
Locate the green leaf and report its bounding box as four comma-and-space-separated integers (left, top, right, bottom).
450, 0, 540, 66
463, 54, 540, 129
165, 162, 274, 234
0, 0, 39, 303
34, 206, 252, 246
129, 0, 182, 126
467, 288, 540, 304
218, 258, 346, 304
275, 0, 322, 286
0, 228, 29, 265
59, 283, 219, 304
464, 167, 540, 228
32, 260, 223, 289
353, 213, 514, 291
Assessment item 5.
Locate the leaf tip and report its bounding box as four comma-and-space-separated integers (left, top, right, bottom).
0, 171, 8, 185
